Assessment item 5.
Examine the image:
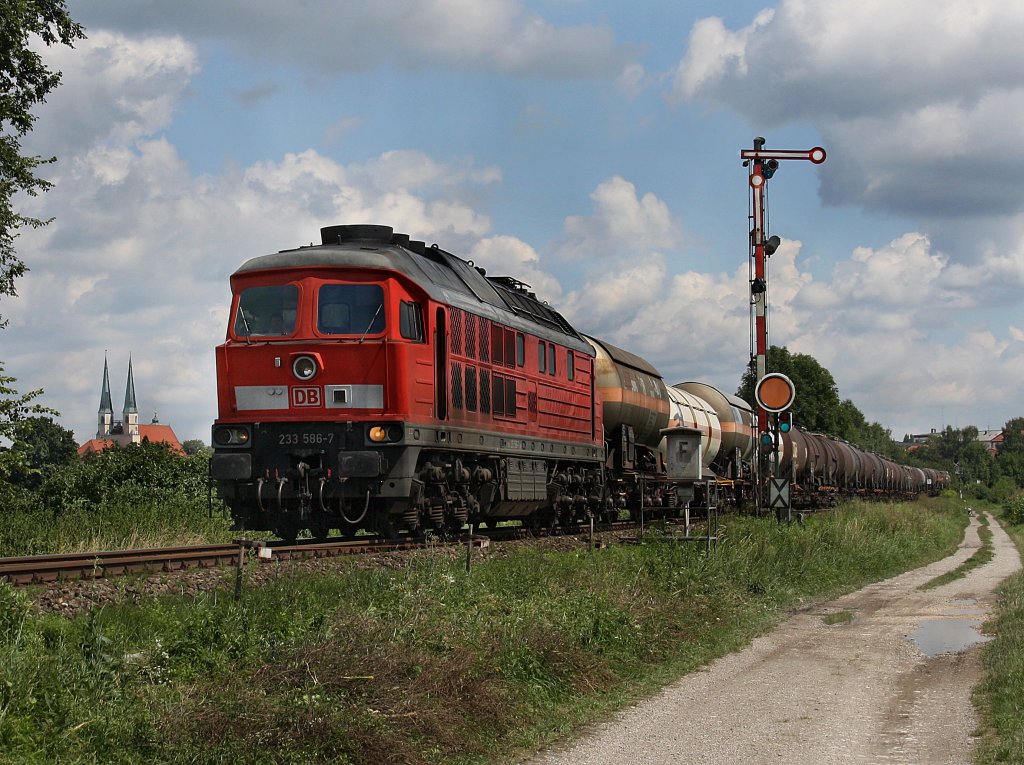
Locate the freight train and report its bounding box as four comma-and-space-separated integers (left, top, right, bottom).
210, 224, 947, 539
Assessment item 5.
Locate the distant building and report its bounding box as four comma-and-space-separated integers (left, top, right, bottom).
899, 430, 937, 452
976, 429, 1004, 457
898, 428, 1003, 457
77, 356, 184, 456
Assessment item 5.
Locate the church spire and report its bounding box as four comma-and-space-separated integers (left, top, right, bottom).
123, 354, 140, 442
123, 355, 138, 414
97, 355, 113, 438
99, 355, 113, 414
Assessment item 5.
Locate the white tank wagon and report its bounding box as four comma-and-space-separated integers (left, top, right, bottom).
671, 382, 755, 478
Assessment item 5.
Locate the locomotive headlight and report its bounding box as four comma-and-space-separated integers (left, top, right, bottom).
367, 424, 403, 443
292, 355, 318, 381
213, 425, 251, 447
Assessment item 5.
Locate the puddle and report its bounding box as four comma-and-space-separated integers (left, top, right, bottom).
908, 618, 992, 657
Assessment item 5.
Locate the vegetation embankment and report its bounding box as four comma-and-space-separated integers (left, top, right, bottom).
974, 495, 1024, 765
0, 442, 239, 556
1, 497, 965, 765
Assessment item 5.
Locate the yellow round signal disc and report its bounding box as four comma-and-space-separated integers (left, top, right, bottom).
755, 373, 796, 412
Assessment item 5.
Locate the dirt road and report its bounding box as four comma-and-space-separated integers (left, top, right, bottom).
529, 512, 1020, 765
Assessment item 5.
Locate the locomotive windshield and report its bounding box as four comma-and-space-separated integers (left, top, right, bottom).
317, 284, 385, 336
234, 284, 298, 337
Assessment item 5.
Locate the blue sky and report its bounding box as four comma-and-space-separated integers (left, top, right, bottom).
7, 0, 1024, 444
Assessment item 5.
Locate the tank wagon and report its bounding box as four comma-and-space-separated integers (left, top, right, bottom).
777, 430, 949, 504
210, 224, 946, 538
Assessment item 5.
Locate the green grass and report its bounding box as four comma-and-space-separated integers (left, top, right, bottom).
919, 510, 994, 591
821, 609, 855, 625
0, 497, 966, 764
974, 505, 1024, 765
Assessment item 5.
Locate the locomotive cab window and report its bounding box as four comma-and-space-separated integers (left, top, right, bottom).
400, 301, 424, 341
317, 284, 385, 336
234, 284, 298, 337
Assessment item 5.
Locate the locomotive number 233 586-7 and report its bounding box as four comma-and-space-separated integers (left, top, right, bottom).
278, 432, 336, 446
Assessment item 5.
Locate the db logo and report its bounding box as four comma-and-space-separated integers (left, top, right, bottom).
291, 386, 322, 407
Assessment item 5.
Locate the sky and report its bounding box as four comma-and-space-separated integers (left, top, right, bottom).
5, 0, 1024, 445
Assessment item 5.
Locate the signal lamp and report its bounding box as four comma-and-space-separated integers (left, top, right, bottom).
764, 235, 781, 256
759, 431, 776, 451
779, 412, 793, 433
762, 158, 779, 179
213, 425, 251, 447
368, 424, 404, 443
292, 355, 318, 381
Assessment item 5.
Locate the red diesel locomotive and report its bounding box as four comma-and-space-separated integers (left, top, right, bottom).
211, 224, 627, 539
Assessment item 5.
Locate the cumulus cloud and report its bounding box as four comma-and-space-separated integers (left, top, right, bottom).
75, 0, 629, 78
24, 31, 198, 160
670, 0, 1024, 224
554, 176, 683, 260
467, 236, 562, 304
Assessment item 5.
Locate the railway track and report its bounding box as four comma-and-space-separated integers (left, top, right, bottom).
0, 536, 447, 586
0, 516, 707, 587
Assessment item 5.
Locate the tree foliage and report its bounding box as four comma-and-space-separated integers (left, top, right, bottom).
181, 438, 210, 456
37, 441, 210, 515
0, 363, 55, 491
907, 425, 993, 487
3, 414, 77, 488
737, 345, 899, 456
0, 0, 85, 320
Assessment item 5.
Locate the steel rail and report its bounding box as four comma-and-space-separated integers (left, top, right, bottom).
0, 516, 673, 587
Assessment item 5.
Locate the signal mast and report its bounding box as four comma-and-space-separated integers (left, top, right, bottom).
740, 138, 826, 511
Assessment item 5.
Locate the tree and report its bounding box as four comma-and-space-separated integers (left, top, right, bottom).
737, 345, 903, 454
909, 425, 993, 488
181, 438, 210, 456
0, 363, 56, 493
738, 346, 845, 435
1, 1, 85, 321
999, 417, 1024, 455
995, 418, 1024, 488
0, 3, 84, 497
4, 414, 77, 488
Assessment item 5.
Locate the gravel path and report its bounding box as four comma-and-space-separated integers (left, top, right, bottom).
528, 512, 1021, 765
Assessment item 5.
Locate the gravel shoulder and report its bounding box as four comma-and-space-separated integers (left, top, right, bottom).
528, 512, 1021, 765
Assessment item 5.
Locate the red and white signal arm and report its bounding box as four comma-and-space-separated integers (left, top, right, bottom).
755, 373, 796, 413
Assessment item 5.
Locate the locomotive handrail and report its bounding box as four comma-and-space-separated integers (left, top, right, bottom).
256, 477, 267, 514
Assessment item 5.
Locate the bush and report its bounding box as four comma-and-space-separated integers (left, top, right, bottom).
38, 441, 210, 514
0, 441, 232, 556
1004, 494, 1024, 526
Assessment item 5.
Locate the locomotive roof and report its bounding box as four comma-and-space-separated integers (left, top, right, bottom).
233, 224, 591, 352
